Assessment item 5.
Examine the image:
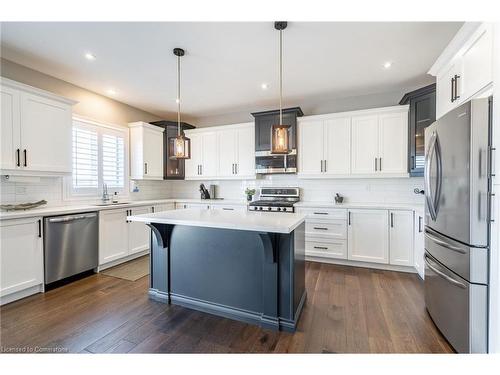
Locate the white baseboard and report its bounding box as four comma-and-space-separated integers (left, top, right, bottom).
306, 255, 417, 274
97, 249, 149, 271
0, 284, 44, 306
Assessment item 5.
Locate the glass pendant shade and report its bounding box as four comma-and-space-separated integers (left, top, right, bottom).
271, 124, 290, 154
168, 134, 191, 159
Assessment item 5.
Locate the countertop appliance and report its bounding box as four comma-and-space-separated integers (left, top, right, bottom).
252, 107, 303, 174
248, 187, 299, 213
424, 97, 492, 353
44, 212, 98, 285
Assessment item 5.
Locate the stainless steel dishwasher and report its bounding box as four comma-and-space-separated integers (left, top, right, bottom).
44, 212, 98, 284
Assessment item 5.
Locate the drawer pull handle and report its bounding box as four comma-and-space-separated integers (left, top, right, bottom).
313, 212, 329, 215
313, 246, 328, 250
313, 227, 328, 230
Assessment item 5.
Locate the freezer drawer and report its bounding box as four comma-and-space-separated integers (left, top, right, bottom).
424, 252, 487, 353
44, 212, 98, 284
424, 226, 488, 284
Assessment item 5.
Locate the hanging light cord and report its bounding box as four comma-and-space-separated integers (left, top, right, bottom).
177, 54, 181, 137
279, 28, 283, 125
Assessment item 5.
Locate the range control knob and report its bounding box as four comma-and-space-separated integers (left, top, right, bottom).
277, 207, 281, 211
267, 207, 272, 211
259, 207, 263, 210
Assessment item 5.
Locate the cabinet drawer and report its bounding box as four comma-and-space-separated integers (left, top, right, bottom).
297, 207, 347, 220
306, 240, 347, 259
305, 219, 347, 239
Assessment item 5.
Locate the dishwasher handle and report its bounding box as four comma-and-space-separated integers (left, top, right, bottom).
48, 213, 97, 223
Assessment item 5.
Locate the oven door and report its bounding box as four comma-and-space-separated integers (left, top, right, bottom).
255, 150, 297, 174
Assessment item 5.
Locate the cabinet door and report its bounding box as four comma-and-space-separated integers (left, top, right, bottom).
348, 209, 389, 264
351, 115, 378, 174
389, 210, 414, 266
128, 206, 151, 255
378, 112, 408, 175
236, 125, 255, 177
0, 85, 21, 170
298, 120, 324, 175
436, 63, 462, 119
217, 128, 237, 177
184, 133, 202, 178
409, 92, 436, 177
462, 24, 493, 101
324, 117, 351, 175
414, 212, 425, 279
99, 209, 129, 265
201, 132, 218, 178
20, 92, 72, 173
210, 204, 246, 212
142, 127, 164, 180
0, 218, 43, 297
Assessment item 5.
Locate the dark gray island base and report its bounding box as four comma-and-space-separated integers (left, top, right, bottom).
147, 222, 306, 331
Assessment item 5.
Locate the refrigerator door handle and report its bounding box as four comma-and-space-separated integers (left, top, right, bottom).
424, 254, 467, 289
425, 131, 438, 220
424, 230, 467, 254
434, 133, 443, 216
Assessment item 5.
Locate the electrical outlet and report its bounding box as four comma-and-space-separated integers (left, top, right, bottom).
15, 186, 26, 195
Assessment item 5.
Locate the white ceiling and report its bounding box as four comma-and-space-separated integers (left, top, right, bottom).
0, 22, 462, 120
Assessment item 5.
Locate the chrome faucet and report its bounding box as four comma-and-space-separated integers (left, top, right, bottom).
102, 183, 110, 203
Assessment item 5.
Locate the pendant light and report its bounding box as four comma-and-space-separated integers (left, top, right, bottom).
169, 47, 191, 159
271, 21, 291, 155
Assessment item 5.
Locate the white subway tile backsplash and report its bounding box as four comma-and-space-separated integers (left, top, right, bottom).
1, 174, 424, 208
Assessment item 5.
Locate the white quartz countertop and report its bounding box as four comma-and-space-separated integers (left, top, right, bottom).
0, 198, 248, 220
127, 208, 306, 234
294, 201, 424, 211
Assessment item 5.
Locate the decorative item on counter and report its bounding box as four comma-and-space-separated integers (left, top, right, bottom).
334, 193, 344, 204
112, 192, 119, 203
245, 188, 256, 202
0, 200, 47, 211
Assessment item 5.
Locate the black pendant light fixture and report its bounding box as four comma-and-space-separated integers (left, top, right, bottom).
168, 47, 191, 160
270, 21, 291, 155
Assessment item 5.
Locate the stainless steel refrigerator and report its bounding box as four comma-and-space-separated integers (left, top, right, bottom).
424, 97, 492, 353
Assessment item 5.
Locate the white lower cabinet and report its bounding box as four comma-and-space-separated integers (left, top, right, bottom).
175, 202, 211, 210
306, 240, 347, 259
99, 205, 154, 266
414, 210, 425, 279
0, 217, 44, 304
347, 209, 389, 264
210, 204, 246, 212
152, 203, 175, 213
388, 210, 414, 266
128, 206, 151, 255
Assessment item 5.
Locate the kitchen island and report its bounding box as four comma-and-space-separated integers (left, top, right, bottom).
127, 208, 306, 331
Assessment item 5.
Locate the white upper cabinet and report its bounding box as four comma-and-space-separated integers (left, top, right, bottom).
378, 112, 408, 174
129, 122, 164, 180
324, 118, 351, 175
299, 106, 408, 178
298, 119, 324, 175
351, 115, 379, 175
430, 23, 493, 119
0, 78, 76, 175
185, 123, 254, 180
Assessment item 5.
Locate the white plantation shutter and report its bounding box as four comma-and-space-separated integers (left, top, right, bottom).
102, 133, 125, 188
70, 118, 128, 197
72, 126, 98, 190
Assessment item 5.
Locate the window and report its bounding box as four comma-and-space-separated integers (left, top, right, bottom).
67, 117, 128, 198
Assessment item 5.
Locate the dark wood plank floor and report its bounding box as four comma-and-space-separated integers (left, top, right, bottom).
0, 262, 453, 353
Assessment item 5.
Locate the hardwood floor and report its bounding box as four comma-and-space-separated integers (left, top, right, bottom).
0, 261, 453, 353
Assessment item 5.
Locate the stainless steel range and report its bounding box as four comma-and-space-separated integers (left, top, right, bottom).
248, 187, 299, 213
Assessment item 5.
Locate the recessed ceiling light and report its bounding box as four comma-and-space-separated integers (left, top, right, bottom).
84, 52, 96, 61
261, 83, 269, 90
107, 89, 117, 96
383, 61, 393, 69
